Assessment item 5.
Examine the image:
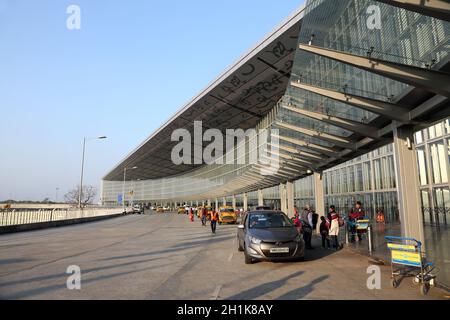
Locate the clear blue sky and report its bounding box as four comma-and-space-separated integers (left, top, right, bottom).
0, 0, 304, 202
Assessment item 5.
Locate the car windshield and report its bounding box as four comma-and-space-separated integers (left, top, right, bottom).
221, 208, 234, 213
248, 212, 293, 229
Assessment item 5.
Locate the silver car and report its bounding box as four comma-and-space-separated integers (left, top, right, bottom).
237, 211, 305, 264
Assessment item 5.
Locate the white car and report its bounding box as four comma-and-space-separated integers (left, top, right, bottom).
133, 205, 143, 214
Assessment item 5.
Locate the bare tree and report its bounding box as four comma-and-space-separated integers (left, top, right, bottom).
64, 185, 97, 207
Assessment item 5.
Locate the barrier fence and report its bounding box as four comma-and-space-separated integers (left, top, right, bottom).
0, 207, 124, 227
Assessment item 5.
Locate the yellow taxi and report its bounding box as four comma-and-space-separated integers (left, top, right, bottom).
197, 206, 213, 220
178, 207, 186, 214
156, 206, 165, 213
218, 206, 237, 225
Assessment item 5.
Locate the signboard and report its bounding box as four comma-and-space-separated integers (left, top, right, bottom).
391, 250, 422, 267
356, 219, 370, 230
387, 243, 416, 252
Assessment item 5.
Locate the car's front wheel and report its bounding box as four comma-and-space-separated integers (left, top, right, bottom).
244, 246, 254, 264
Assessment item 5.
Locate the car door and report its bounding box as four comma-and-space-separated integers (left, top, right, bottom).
238, 213, 248, 247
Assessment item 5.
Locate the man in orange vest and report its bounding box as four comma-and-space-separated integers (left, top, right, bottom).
210, 209, 219, 234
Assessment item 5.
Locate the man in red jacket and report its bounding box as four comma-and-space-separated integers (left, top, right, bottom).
348, 201, 365, 242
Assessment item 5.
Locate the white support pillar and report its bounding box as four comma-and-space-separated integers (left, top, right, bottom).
207, 199, 211, 207
243, 193, 248, 211
287, 181, 295, 217
314, 172, 325, 225
223, 197, 227, 207
279, 183, 287, 212
258, 189, 264, 207
393, 124, 425, 246
232, 195, 237, 211
215, 198, 219, 211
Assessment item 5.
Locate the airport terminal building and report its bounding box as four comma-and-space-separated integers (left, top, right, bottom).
102, 0, 450, 285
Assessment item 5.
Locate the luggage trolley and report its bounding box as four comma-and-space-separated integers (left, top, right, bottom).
385, 236, 436, 295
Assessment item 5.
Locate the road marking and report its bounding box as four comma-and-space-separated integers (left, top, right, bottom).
227, 253, 234, 262
210, 285, 222, 300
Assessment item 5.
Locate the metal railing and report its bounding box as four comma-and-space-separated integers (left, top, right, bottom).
0, 207, 124, 227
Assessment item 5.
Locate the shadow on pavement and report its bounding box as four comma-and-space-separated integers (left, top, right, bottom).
0, 262, 174, 300
304, 235, 341, 262
100, 234, 234, 262
226, 270, 305, 300
276, 275, 329, 300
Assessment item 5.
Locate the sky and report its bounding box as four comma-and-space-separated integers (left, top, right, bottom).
0, 0, 304, 202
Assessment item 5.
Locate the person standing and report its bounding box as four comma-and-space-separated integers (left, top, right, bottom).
210, 209, 219, 234
201, 207, 207, 226
328, 205, 341, 251
312, 209, 319, 235
301, 206, 313, 250
319, 216, 331, 249
348, 201, 365, 242
189, 207, 194, 222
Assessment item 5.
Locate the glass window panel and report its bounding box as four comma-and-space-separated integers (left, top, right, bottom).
416, 147, 428, 186
430, 141, 449, 184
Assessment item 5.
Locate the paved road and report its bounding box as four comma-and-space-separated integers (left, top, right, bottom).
0, 212, 447, 300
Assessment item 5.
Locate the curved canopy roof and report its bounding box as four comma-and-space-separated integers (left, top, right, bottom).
104, 7, 305, 182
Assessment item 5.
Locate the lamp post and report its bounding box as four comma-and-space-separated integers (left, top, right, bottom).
122, 166, 138, 212
79, 136, 107, 209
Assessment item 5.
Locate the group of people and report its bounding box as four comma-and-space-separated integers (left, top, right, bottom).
188, 207, 220, 234
293, 201, 367, 251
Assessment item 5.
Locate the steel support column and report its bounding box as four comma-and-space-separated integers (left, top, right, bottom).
299, 44, 450, 98
286, 181, 295, 217
314, 172, 325, 233
243, 193, 248, 211
279, 183, 287, 213
375, 0, 450, 22
393, 124, 425, 246
291, 82, 410, 121
258, 189, 264, 207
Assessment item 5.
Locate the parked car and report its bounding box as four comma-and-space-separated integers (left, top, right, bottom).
156, 207, 165, 213
237, 210, 305, 264
133, 204, 143, 214
219, 206, 237, 224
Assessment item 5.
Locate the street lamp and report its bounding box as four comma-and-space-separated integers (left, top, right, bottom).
122, 166, 138, 212
79, 136, 107, 208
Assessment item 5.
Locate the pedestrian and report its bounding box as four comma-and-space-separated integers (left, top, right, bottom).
328, 205, 340, 251
376, 208, 385, 224
312, 209, 319, 234
319, 216, 331, 249
293, 211, 302, 233
201, 207, 207, 226
348, 201, 365, 242
301, 206, 313, 249
210, 209, 219, 234
189, 207, 194, 222
328, 205, 341, 251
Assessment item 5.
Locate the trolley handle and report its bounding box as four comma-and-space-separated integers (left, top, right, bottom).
385, 236, 422, 247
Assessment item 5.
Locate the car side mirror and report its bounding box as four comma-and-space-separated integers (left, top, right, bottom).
237, 224, 245, 230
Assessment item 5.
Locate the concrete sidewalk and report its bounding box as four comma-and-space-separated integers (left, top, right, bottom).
0, 213, 448, 300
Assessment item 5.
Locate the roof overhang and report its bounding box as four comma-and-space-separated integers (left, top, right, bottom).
104, 6, 305, 181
